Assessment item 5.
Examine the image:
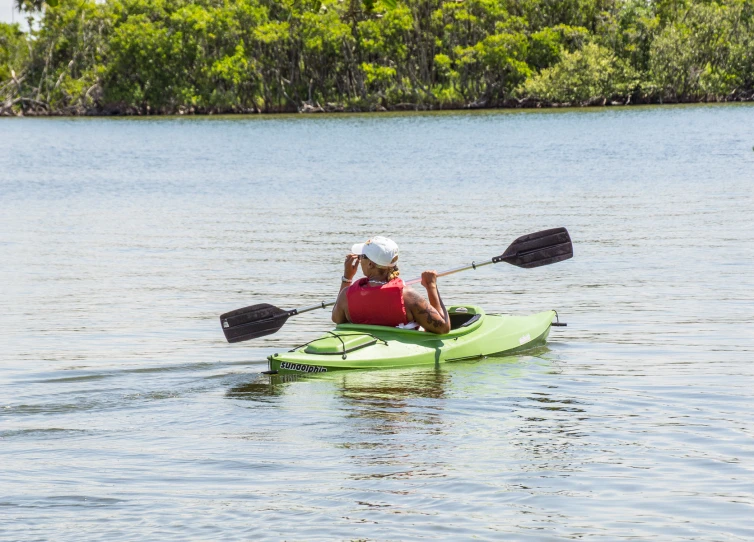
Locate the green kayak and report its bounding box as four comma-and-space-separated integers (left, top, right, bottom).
266, 306, 560, 375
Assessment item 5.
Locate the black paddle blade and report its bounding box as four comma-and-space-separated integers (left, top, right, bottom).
220, 303, 293, 343
493, 227, 573, 269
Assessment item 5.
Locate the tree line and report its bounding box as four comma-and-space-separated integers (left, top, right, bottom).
1, 0, 753, 115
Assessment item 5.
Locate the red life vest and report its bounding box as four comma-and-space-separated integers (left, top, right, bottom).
346, 277, 408, 327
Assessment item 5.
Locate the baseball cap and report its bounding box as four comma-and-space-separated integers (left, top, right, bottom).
351, 236, 399, 268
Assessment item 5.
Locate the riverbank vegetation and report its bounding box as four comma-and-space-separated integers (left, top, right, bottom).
2, 0, 753, 115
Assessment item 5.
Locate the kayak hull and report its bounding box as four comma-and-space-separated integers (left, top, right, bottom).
267, 306, 556, 375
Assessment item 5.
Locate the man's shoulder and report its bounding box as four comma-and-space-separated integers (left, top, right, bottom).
335, 285, 350, 305
402, 287, 424, 307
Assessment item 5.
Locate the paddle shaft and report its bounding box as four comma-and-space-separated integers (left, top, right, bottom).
292, 256, 499, 316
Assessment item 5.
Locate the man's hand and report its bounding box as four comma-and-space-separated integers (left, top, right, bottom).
343, 253, 360, 281
421, 270, 438, 290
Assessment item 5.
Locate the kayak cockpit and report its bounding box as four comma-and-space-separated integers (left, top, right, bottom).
285, 306, 484, 357
290, 305, 484, 355
449, 307, 482, 330
334, 305, 485, 338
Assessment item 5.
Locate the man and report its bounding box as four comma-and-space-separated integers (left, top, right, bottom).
331, 236, 451, 334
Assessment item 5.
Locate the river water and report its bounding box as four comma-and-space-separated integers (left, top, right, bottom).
1, 105, 753, 540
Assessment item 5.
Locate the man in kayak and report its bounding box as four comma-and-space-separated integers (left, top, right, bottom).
332, 236, 452, 334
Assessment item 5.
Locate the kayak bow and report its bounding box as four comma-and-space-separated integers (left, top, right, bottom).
267, 306, 560, 374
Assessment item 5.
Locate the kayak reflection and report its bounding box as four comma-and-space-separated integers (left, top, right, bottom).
224, 349, 591, 482
225, 365, 450, 404
225, 349, 550, 405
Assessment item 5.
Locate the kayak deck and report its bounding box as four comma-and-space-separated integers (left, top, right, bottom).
267, 306, 557, 374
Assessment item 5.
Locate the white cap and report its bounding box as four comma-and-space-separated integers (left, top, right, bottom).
351, 236, 399, 268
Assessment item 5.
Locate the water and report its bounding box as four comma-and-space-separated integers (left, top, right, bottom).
1, 105, 753, 540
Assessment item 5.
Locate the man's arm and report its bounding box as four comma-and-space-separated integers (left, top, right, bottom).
332, 253, 359, 323
404, 271, 451, 334
331, 288, 350, 324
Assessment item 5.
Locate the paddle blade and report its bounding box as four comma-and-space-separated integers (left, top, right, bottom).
494, 227, 573, 268
220, 303, 293, 343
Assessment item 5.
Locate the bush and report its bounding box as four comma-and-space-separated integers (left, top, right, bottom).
648, 1, 752, 101
3, 0, 754, 113
518, 42, 637, 103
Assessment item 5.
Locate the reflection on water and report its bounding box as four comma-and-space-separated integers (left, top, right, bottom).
334, 370, 451, 481
228, 365, 451, 400
226, 355, 592, 484
226, 373, 300, 400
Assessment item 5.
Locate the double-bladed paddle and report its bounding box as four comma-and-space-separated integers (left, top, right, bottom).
220, 227, 573, 343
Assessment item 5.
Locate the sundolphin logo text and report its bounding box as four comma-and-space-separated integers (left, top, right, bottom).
280, 362, 327, 373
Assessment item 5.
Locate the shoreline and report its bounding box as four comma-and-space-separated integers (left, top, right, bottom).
3, 94, 754, 118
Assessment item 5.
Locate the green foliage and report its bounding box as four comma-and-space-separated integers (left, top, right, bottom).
648, 1, 751, 100
613, 0, 661, 74
2, 0, 753, 115
528, 27, 563, 70
519, 42, 637, 103
0, 23, 29, 82
3, 0, 108, 112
